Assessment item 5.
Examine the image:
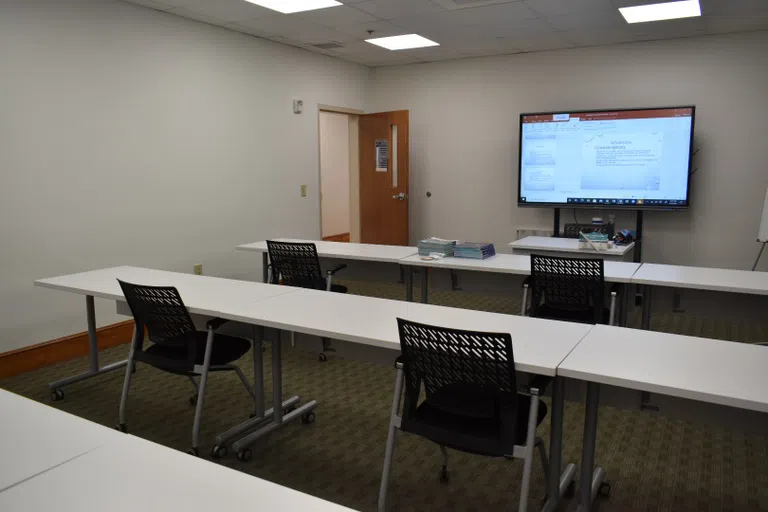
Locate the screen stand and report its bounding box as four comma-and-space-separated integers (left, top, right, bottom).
553, 208, 561, 237
634, 210, 643, 263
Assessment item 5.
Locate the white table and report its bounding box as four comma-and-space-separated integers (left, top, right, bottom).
237, 239, 418, 290
35, 266, 299, 400
236, 238, 418, 264
225, 287, 592, 377
0, 431, 353, 512
36, 266, 595, 511
223, 286, 593, 510
509, 236, 635, 262
36, 266, 317, 459
0, 389, 122, 492
558, 325, 768, 511
400, 253, 640, 326
630, 263, 768, 329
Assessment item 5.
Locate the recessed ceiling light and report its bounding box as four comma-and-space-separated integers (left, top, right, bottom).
619, 0, 701, 24
243, 0, 342, 14
365, 34, 440, 51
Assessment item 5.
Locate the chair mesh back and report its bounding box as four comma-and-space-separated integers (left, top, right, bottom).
266, 240, 324, 289
118, 280, 196, 347
530, 254, 605, 321
397, 318, 516, 399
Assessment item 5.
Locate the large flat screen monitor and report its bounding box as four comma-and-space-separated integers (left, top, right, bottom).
518, 106, 695, 209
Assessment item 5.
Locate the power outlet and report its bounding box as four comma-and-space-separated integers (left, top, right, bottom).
300, 184, 307, 197
193, 264, 203, 275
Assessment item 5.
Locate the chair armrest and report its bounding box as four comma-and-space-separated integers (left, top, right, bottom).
206, 317, 229, 330
522, 276, 531, 288
609, 282, 619, 296
394, 355, 404, 369
525, 375, 552, 396
326, 263, 347, 276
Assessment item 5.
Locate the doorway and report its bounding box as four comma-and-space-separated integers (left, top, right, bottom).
319, 109, 359, 242
318, 106, 410, 246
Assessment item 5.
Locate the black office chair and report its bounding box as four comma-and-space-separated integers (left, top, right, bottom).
378, 319, 549, 512
521, 254, 617, 325
116, 280, 255, 456
266, 240, 347, 361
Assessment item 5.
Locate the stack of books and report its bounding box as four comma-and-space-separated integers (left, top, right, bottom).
418, 237, 456, 257
454, 242, 496, 260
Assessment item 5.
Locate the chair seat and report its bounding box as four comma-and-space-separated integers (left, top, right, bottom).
141, 331, 251, 374
534, 304, 611, 325
402, 383, 547, 457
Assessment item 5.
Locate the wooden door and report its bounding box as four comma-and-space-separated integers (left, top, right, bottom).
359, 110, 409, 245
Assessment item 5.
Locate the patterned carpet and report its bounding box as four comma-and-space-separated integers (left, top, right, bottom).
2, 279, 767, 511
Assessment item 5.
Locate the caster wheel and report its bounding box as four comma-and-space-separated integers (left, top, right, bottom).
565, 481, 576, 498
51, 389, 64, 402
301, 412, 316, 425
116, 423, 127, 433
237, 449, 252, 462
189, 395, 198, 407
187, 447, 199, 457
318, 353, 328, 362
211, 445, 228, 459
599, 482, 611, 497
439, 466, 449, 483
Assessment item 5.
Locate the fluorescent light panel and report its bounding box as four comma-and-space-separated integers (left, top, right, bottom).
366, 34, 439, 51
619, 0, 701, 23
244, 0, 342, 14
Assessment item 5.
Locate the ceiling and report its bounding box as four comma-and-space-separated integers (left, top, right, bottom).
123, 0, 768, 66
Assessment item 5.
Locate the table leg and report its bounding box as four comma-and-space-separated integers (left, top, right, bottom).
421, 268, 429, 304
231, 332, 317, 454
620, 283, 630, 327
48, 295, 128, 399
253, 326, 265, 417
406, 266, 413, 302
577, 382, 607, 512
540, 376, 577, 512
641, 285, 652, 330
272, 334, 283, 423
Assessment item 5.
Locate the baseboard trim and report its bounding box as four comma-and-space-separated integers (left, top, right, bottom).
322, 232, 351, 242
0, 320, 134, 379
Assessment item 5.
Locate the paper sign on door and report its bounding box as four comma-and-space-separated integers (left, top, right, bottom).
375, 139, 388, 172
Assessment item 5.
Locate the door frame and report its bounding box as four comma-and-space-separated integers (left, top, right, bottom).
317, 104, 364, 242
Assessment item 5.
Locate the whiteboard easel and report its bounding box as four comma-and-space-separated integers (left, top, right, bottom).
753, 188, 768, 270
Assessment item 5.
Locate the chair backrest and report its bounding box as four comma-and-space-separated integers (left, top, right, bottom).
117, 280, 196, 347
266, 240, 324, 289
529, 254, 605, 323
397, 318, 516, 415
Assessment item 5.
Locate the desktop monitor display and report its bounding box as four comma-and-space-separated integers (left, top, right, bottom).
517, 106, 695, 209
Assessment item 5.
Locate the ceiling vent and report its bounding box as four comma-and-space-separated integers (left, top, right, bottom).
312, 42, 344, 50
432, 0, 516, 9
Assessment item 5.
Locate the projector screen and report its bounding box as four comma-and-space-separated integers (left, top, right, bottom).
517, 106, 695, 209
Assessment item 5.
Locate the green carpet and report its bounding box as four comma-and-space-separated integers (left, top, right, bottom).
2, 280, 767, 511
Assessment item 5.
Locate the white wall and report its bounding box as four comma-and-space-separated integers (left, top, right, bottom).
369, 31, 768, 270
0, 0, 369, 352
319, 111, 351, 237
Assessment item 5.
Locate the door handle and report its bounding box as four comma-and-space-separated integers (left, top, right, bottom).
392, 192, 407, 201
